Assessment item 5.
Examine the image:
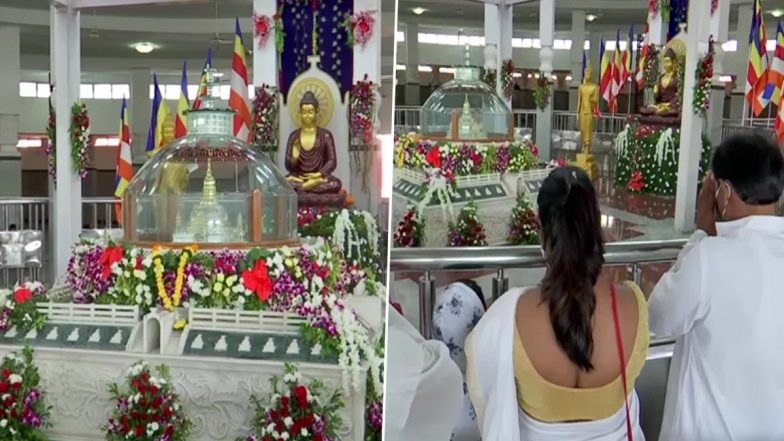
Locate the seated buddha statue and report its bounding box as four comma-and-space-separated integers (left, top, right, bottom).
284, 91, 347, 208
640, 48, 682, 124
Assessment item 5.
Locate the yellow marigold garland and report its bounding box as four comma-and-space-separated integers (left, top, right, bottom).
152, 246, 196, 312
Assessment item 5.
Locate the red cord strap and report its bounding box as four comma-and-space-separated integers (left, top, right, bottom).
610, 283, 634, 441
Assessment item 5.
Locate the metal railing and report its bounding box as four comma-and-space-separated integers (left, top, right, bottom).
552, 111, 628, 135
394, 106, 421, 131
0, 198, 49, 287
82, 197, 120, 229
389, 239, 686, 339
721, 119, 776, 141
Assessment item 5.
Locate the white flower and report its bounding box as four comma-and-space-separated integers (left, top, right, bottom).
281, 433, 290, 440
216, 273, 225, 283
266, 423, 275, 433
133, 269, 147, 280
284, 416, 293, 427
146, 421, 160, 435
301, 428, 309, 437
8, 374, 22, 385
226, 275, 237, 286
0, 420, 6, 428
213, 282, 223, 293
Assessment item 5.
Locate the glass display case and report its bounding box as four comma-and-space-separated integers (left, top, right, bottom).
420, 65, 513, 142
122, 69, 298, 248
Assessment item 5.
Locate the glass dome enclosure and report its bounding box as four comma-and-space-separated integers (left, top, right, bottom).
122, 69, 298, 248
420, 65, 513, 142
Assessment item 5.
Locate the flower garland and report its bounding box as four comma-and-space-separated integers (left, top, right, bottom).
349, 75, 377, 146
104, 361, 192, 441
69, 102, 90, 180
242, 363, 343, 441
483, 69, 497, 90
343, 10, 376, 48
507, 193, 540, 245
251, 12, 274, 48
649, 0, 659, 17
251, 85, 279, 153
46, 87, 56, 185
534, 72, 551, 110
644, 46, 660, 89
692, 38, 714, 117
152, 246, 195, 312
0, 282, 47, 334
501, 59, 515, 101
711, 0, 718, 15
0, 346, 51, 438
393, 204, 424, 248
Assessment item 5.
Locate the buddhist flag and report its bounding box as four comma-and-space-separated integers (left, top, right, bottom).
611, 30, 623, 113
192, 49, 212, 110
768, 22, 784, 106
746, 0, 772, 116
600, 37, 613, 107
229, 17, 251, 142
145, 74, 171, 156
621, 25, 634, 86
176, 61, 189, 138
114, 97, 133, 223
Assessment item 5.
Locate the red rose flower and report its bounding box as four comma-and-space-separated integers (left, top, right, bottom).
358, 19, 370, 34
425, 147, 442, 169
14, 288, 33, 304
314, 434, 324, 441
99, 246, 124, 280
136, 425, 145, 437
294, 385, 309, 409
242, 259, 273, 302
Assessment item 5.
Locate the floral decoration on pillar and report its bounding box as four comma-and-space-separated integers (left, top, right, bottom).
483, 69, 497, 90
251, 85, 279, 153
69, 102, 90, 180
251, 12, 274, 48
644, 46, 660, 89
501, 59, 515, 101
0, 346, 51, 437
650, 0, 671, 20
692, 38, 715, 117
343, 10, 376, 48
350, 75, 377, 147
711, 0, 718, 15
534, 72, 552, 110
46, 83, 56, 185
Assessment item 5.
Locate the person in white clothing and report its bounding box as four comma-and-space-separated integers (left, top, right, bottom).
649, 133, 784, 441
384, 306, 464, 441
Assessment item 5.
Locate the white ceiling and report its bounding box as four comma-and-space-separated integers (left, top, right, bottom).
0, 0, 397, 79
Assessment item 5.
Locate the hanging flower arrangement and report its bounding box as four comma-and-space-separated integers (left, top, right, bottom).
343, 10, 376, 49
649, 0, 659, 17
711, 0, 718, 15
447, 201, 488, 247
251, 12, 274, 48
251, 85, 279, 153
350, 75, 377, 146
501, 59, 515, 101
628, 170, 647, 193
394, 204, 425, 248
274, 10, 285, 60
242, 363, 343, 441
693, 38, 715, 117
0, 282, 47, 334
0, 346, 51, 438
534, 72, 552, 110
507, 193, 540, 245
69, 102, 90, 180
104, 361, 192, 441
46, 91, 56, 185
483, 69, 497, 90
644, 46, 660, 90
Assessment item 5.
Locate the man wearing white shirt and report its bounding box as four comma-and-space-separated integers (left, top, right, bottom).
649, 134, 784, 441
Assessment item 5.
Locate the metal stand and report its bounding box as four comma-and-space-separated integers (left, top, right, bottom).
418, 272, 436, 339
492, 268, 509, 303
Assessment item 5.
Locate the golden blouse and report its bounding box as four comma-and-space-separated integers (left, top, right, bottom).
513, 282, 649, 423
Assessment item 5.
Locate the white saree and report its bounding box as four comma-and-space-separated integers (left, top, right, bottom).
465, 288, 645, 441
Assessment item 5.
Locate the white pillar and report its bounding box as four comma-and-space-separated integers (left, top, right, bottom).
484, 3, 500, 94
569, 11, 586, 111
674, 0, 712, 232
353, 0, 381, 84
536, 0, 555, 160
404, 22, 420, 105
0, 26, 22, 197
129, 68, 150, 164
730, 5, 753, 119
252, 0, 278, 87
498, 4, 513, 108
707, 0, 731, 147
51, 3, 82, 279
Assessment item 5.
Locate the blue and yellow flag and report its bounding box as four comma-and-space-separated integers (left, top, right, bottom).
145, 74, 171, 156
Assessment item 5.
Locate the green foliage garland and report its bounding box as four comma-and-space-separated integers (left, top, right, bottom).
533, 72, 552, 110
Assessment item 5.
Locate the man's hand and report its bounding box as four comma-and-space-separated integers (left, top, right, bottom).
697, 172, 718, 236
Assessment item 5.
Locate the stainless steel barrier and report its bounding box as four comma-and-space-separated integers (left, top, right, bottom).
721, 120, 776, 141
389, 238, 686, 338
82, 197, 120, 229
0, 198, 48, 287
394, 106, 421, 130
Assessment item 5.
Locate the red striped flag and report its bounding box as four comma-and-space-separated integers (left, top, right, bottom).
192, 49, 212, 111
229, 18, 251, 142
115, 97, 133, 224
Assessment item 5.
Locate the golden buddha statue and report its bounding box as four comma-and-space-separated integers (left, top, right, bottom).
641, 48, 682, 119
284, 91, 346, 208
577, 66, 600, 154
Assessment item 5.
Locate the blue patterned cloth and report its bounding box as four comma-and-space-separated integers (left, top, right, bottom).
434, 282, 485, 441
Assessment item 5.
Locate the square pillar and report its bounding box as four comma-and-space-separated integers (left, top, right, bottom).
0, 26, 22, 197
129, 68, 150, 163
403, 22, 420, 106
51, 3, 82, 279
706, 0, 731, 147
536, 0, 555, 160
569, 11, 586, 111
252, 0, 278, 87
730, 5, 753, 119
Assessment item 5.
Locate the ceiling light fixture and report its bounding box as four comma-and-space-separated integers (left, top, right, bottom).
133, 42, 155, 54
412, 7, 426, 15
586, 14, 598, 22
771, 9, 784, 18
